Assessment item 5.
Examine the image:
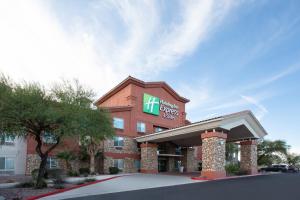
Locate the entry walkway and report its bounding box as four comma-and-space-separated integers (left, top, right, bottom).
40, 174, 204, 200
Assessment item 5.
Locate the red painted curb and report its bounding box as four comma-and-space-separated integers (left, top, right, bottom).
26, 175, 123, 200
191, 173, 264, 181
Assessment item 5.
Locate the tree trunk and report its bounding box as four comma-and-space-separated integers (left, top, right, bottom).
36, 155, 47, 188
34, 133, 60, 188
90, 152, 95, 174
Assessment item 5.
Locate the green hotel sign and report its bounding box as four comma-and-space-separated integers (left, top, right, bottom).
143, 93, 179, 120
143, 93, 160, 116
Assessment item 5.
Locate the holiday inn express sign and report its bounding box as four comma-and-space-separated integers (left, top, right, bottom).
143, 93, 179, 120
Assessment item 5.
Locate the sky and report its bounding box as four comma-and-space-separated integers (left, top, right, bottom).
0, 0, 300, 153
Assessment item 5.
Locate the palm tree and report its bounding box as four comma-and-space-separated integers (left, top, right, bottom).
56, 151, 76, 171
257, 140, 290, 166
286, 153, 300, 166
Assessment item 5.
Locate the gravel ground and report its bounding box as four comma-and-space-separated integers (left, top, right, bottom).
0, 187, 55, 200
0, 183, 78, 200
0, 175, 32, 184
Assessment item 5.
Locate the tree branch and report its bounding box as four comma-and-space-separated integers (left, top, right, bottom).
44, 136, 60, 155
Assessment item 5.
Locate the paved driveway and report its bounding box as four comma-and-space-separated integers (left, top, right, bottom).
68, 173, 300, 200
40, 174, 204, 200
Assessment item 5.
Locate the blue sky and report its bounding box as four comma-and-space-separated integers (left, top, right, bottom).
0, 0, 300, 153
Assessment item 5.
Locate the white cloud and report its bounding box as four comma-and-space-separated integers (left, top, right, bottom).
240, 95, 268, 120
0, 0, 237, 97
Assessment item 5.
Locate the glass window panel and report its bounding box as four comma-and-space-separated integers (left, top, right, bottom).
4, 136, 15, 143
137, 122, 146, 133
0, 157, 5, 169
113, 137, 124, 147
113, 118, 124, 129
5, 158, 14, 169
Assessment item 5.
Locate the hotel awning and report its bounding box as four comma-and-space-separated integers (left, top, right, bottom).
135, 110, 267, 147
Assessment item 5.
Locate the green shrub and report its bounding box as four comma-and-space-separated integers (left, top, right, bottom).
45, 169, 65, 186
35, 179, 48, 189
17, 181, 35, 188
235, 170, 248, 176
31, 169, 39, 180
53, 183, 65, 189
76, 181, 85, 185
85, 178, 96, 183
79, 167, 90, 175
109, 167, 119, 174
67, 170, 79, 177
225, 163, 240, 175
46, 169, 64, 179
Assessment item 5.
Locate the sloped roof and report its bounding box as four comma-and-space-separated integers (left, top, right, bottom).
135, 110, 268, 145
94, 76, 190, 105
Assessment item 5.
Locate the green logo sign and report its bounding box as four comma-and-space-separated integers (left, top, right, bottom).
143, 93, 160, 116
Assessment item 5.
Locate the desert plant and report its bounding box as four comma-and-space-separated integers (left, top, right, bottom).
85, 178, 96, 183
16, 181, 35, 188
46, 168, 65, 187
56, 151, 76, 171
67, 170, 79, 177
225, 163, 240, 175
79, 167, 90, 175
109, 167, 119, 174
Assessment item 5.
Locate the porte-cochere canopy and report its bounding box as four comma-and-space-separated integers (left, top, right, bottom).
135, 110, 267, 146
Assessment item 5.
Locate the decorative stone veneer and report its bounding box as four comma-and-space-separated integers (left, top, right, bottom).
26, 154, 41, 175
201, 132, 227, 179
104, 137, 139, 154
103, 137, 140, 173
140, 143, 158, 173
181, 148, 198, 172
240, 140, 258, 174
103, 157, 139, 173
25, 154, 87, 175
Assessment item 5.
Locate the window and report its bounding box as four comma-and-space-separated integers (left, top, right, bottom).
113, 136, 124, 147
113, 118, 124, 129
137, 122, 146, 133
0, 157, 15, 171
154, 126, 167, 133
4, 136, 15, 144
0, 134, 15, 145
113, 159, 124, 169
47, 157, 58, 169
42, 132, 57, 144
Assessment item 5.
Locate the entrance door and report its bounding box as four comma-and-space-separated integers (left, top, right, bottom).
158, 158, 167, 172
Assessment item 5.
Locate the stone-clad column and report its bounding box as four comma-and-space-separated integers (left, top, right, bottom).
140, 143, 158, 173
201, 131, 227, 179
240, 140, 258, 174
181, 148, 197, 172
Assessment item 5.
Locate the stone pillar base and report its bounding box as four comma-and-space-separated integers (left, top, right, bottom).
140, 169, 158, 173
201, 131, 227, 179
140, 143, 158, 174
201, 170, 226, 179
240, 140, 258, 175
244, 168, 258, 175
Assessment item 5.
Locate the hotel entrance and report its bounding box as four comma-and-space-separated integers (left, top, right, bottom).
158, 157, 167, 172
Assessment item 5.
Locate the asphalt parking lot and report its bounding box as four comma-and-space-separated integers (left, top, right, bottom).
68, 173, 300, 200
